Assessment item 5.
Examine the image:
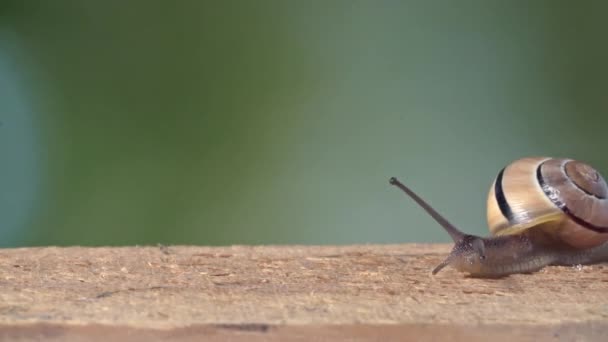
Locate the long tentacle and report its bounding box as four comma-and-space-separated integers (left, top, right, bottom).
389, 177, 465, 242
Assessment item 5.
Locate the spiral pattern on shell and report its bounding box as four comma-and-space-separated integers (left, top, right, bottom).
486, 157, 608, 249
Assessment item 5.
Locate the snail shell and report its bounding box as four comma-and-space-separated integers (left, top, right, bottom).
487, 157, 608, 249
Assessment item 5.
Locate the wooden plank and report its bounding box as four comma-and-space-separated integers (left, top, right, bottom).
0, 245, 607, 341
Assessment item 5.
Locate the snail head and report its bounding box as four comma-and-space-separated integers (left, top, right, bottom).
431, 235, 486, 275
389, 177, 486, 275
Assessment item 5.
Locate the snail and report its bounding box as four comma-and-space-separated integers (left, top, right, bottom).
389, 157, 608, 277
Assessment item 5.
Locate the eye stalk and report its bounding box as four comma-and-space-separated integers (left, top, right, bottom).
389, 177, 465, 242
389, 177, 485, 275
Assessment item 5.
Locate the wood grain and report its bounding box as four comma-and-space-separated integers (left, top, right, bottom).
0, 244, 607, 341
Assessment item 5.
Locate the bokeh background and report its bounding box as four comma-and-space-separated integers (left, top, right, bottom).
0, 1, 607, 247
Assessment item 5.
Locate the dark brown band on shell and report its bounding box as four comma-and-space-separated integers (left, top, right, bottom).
536, 160, 608, 233
494, 167, 515, 222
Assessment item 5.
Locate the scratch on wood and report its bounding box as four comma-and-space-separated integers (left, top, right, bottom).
214, 323, 271, 333
95, 286, 169, 299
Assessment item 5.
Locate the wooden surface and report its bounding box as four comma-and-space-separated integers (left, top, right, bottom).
1, 244, 607, 341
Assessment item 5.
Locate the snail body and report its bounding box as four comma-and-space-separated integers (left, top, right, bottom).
389, 157, 608, 277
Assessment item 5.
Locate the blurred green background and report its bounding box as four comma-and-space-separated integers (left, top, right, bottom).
0, 1, 607, 247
